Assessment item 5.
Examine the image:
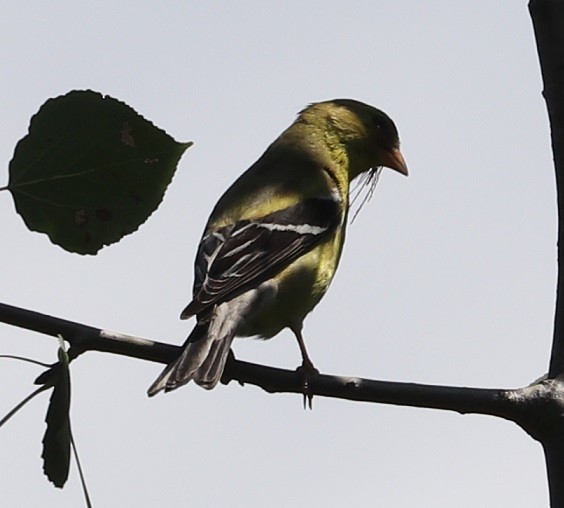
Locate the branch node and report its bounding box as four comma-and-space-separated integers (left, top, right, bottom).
504, 378, 564, 441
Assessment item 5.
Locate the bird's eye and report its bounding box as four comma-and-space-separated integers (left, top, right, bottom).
370, 117, 383, 130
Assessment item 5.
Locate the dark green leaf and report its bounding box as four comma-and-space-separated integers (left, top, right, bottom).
41, 349, 71, 488
8, 90, 192, 254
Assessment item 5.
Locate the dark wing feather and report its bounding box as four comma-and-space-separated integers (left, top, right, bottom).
181, 197, 341, 319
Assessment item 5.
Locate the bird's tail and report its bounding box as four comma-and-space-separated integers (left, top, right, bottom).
147, 317, 237, 396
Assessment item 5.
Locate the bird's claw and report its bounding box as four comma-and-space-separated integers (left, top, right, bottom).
295, 360, 319, 410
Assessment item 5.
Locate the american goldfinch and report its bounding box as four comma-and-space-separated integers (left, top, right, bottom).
148, 99, 407, 396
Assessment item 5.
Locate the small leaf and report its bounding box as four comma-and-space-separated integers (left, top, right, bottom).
8, 90, 192, 254
41, 348, 71, 488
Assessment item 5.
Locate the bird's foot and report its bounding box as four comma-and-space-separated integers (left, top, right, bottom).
295, 359, 319, 410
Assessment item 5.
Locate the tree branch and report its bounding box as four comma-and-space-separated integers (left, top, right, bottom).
0, 300, 549, 432
530, 0, 564, 380
0, 302, 177, 364
226, 357, 511, 415
528, 2, 564, 506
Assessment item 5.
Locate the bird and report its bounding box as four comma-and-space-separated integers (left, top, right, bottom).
147, 99, 407, 397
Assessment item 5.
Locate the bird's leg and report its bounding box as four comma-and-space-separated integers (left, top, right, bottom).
291, 326, 319, 409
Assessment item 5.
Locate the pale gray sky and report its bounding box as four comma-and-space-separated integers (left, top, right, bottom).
0, 2, 554, 506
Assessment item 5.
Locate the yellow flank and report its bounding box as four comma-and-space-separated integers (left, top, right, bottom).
239, 224, 346, 339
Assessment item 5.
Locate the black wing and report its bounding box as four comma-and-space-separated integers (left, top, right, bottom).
181, 197, 341, 319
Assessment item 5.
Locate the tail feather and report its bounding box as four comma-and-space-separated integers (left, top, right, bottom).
148, 291, 261, 397
190, 335, 234, 389
147, 307, 239, 396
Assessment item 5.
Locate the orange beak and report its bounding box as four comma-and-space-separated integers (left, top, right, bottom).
381, 146, 408, 176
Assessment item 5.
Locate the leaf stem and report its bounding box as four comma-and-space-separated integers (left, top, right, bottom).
0, 385, 50, 427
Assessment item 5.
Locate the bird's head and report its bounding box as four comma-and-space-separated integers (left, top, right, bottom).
300, 99, 408, 180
